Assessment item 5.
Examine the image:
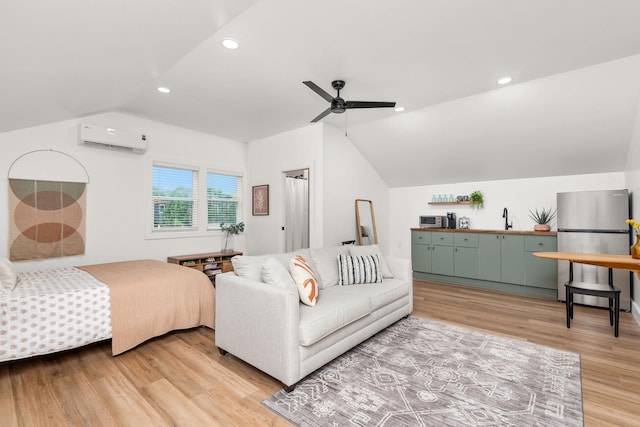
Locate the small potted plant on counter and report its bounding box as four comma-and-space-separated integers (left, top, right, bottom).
469, 190, 484, 209
528, 208, 556, 231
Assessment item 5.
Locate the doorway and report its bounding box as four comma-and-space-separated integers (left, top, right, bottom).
284, 168, 309, 252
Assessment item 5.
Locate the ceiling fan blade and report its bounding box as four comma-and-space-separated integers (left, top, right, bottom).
303, 81, 334, 103
310, 107, 332, 123
345, 101, 396, 109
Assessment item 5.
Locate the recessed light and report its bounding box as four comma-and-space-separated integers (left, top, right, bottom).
394, 106, 405, 112
497, 76, 513, 85
222, 38, 239, 50
156, 87, 171, 94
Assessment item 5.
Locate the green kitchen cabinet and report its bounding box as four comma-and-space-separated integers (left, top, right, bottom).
524, 235, 558, 289
500, 234, 525, 285
478, 233, 525, 285
454, 233, 479, 279
431, 232, 454, 276
412, 229, 557, 299
411, 231, 432, 273
478, 234, 501, 282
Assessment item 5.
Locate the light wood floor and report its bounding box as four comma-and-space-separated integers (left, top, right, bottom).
2, 280, 640, 426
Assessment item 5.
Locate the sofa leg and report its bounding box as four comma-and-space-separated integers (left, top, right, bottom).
283, 383, 296, 393
217, 347, 227, 356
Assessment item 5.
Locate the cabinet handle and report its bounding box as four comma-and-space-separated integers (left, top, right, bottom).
538, 242, 543, 246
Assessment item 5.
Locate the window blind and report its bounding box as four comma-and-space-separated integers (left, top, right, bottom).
152, 163, 198, 230
207, 171, 243, 227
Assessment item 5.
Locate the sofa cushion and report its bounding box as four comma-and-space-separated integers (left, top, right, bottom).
348, 244, 393, 278
231, 255, 265, 281
262, 258, 298, 295
299, 287, 372, 346
289, 255, 319, 306
337, 254, 383, 285
309, 246, 350, 289
366, 279, 411, 311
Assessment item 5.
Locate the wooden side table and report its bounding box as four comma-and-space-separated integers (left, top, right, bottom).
167, 251, 242, 285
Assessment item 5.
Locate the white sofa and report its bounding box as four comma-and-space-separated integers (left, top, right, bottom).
215, 245, 413, 391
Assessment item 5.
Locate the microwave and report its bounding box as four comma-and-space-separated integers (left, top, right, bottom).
419, 215, 447, 228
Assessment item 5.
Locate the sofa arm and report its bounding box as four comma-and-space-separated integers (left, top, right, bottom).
215, 272, 301, 386
386, 257, 412, 281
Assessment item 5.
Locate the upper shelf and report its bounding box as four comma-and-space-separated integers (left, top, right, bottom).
428, 201, 471, 205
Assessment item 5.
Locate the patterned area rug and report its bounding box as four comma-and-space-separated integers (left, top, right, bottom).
263, 316, 583, 426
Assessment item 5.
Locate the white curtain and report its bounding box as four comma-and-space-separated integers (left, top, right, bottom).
285, 176, 309, 252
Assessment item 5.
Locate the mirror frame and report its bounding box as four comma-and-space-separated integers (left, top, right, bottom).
355, 199, 378, 245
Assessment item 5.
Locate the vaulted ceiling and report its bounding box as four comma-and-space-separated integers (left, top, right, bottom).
3, 0, 640, 186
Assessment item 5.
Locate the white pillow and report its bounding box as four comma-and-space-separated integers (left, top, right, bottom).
348, 244, 393, 278
309, 246, 350, 288
289, 255, 319, 306
337, 254, 383, 285
262, 258, 298, 294
0, 257, 18, 292
231, 255, 264, 281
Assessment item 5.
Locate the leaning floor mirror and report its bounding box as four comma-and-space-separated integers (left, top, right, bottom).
355, 199, 378, 245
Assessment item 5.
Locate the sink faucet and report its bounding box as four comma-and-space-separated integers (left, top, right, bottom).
502, 207, 513, 230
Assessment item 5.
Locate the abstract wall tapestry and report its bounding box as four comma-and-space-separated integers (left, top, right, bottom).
8, 179, 87, 260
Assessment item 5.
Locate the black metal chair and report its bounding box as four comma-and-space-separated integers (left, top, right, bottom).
564, 261, 621, 337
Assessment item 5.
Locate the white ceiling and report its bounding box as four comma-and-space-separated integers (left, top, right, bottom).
3, 0, 640, 186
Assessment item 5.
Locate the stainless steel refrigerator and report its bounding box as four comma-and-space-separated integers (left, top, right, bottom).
557, 189, 632, 311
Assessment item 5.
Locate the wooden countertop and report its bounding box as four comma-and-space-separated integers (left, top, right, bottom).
410, 228, 557, 236
533, 252, 640, 272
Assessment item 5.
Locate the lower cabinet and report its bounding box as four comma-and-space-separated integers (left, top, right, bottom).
431, 232, 454, 276
500, 235, 525, 285
524, 235, 558, 289
478, 234, 524, 285
454, 233, 479, 279
412, 230, 558, 298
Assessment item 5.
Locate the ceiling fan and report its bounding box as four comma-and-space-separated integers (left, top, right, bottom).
303, 80, 396, 123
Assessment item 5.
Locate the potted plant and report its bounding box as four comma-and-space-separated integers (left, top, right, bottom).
528, 208, 556, 231
469, 190, 484, 209
220, 222, 244, 252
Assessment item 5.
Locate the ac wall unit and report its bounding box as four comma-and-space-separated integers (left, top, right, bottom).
78, 123, 148, 154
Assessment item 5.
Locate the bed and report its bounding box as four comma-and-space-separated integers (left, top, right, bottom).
0, 259, 215, 362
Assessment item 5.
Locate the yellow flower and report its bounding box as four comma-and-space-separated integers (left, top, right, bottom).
628, 219, 640, 234
626, 219, 634, 225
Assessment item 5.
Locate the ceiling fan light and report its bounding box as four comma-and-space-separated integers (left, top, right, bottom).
156, 87, 171, 94
394, 106, 405, 112
222, 38, 239, 50
497, 76, 513, 85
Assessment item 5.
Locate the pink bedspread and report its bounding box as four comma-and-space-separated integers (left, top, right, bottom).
79, 259, 215, 355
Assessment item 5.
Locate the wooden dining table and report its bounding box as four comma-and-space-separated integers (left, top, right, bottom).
533, 251, 640, 275
533, 251, 637, 337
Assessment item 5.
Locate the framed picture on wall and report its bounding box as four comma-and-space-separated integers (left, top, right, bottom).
252, 185, 269, 216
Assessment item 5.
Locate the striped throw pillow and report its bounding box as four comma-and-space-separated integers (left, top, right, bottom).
337, 254, 383, 285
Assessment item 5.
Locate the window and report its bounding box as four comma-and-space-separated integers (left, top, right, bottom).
152, 163, 198, 231
207, 171, 243, 227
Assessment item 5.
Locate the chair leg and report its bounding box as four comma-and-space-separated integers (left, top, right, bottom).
609, 297, 614, 326
614, 294, 620, 338
565, 289, 571, 329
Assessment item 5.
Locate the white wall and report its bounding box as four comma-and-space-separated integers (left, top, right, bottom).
245, 123, 391, 255
322, 124, 390, 253
246, 124, 323, 255
389, 172, 625, 259
624, 93, 640, 323
1, 112, 246, 272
